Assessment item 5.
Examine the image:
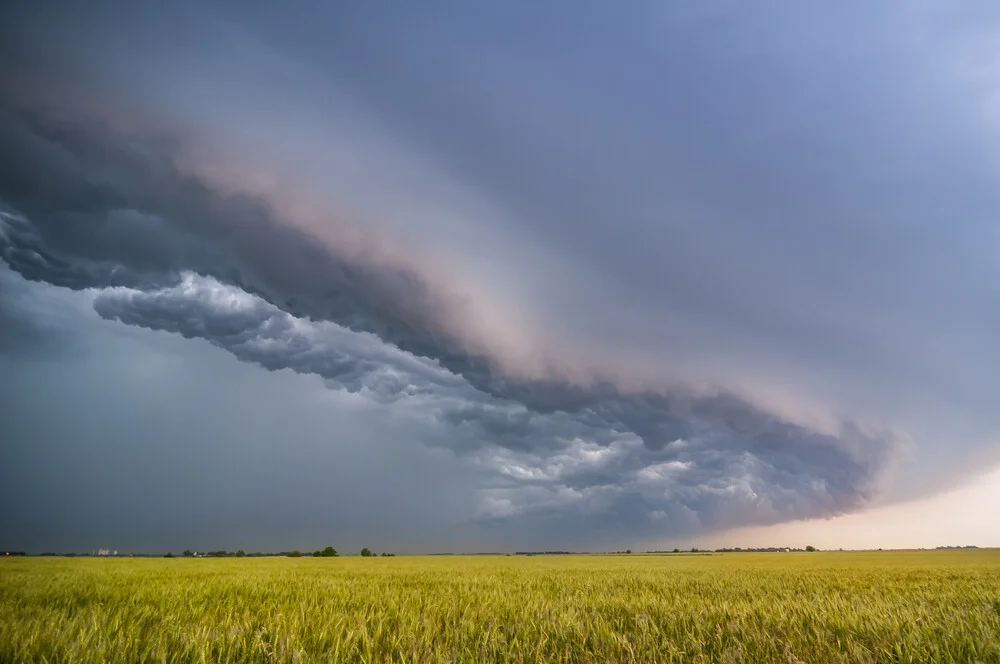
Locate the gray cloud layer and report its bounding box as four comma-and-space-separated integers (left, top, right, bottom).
9, 0, 999, 551
0, 100, 903, 544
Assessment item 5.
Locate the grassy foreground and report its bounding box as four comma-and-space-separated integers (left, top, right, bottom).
1, 550, 999, 663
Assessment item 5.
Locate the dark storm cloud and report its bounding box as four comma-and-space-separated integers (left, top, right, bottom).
0, 103, 902, 534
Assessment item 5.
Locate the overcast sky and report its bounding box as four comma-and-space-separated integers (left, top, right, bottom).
2, 1, 999, 554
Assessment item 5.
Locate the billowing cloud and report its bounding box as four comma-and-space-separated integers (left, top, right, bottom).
0, 105, 904, 537
89, 272, 900, 534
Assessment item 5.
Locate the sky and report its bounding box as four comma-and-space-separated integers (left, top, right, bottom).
1, 1, 999, 554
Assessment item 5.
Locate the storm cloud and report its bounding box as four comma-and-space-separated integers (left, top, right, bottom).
0, 103, 902, 541
1, 0, 997, 552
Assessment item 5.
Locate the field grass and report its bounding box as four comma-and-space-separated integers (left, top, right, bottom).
2, 550, 999, 663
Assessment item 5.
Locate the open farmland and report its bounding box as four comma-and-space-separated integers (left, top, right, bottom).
1, 550, 999, 663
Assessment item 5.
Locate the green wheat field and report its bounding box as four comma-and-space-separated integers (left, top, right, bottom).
2, 550, 999, 663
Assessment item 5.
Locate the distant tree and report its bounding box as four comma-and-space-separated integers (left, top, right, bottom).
288, 550, 302, 558
182, 550, 194, 557
625, 549, 632, 554
164, 552, 175, 558
805, 545, 817, 552
672, 548, 680, 553
236, 550, 246, 558
690, 548, 699, 553
360, 548, 372, 557
320, 546, 338, 557
312, 550, 322, 557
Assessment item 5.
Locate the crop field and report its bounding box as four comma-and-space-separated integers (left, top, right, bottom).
1, 550, 999, 663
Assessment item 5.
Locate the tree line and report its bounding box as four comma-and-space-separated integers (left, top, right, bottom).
286, 547, 395, 558
159, 547, 396, 558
